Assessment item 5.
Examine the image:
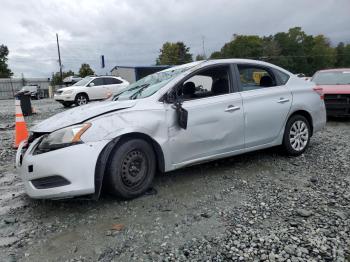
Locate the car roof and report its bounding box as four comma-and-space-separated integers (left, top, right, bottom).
90, 76, 119, 78
161, 59, 292, 75
316, 68, 350, 73
90, 75, 124, 80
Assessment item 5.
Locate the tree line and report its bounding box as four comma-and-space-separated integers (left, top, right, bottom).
156, 27, 350, 76
1, 27, 350, 80
50, 63, 95, 86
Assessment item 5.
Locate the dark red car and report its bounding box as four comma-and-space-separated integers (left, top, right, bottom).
312, 68, 350, 117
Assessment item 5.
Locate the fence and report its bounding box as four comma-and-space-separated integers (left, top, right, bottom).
0, 78, 50, 100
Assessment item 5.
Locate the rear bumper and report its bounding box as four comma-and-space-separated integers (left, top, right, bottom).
16, 138, 109, 199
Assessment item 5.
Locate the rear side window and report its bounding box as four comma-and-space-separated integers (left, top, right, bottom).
237, 65, 277, 91
273, 69, 290, 85
104, 77, 122, 85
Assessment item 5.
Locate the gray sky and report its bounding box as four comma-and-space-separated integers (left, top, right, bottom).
1, 0, 350, 77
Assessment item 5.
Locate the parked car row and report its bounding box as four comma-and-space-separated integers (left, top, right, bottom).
296, 69, 350, 117
15, 84, 43, 99
54, 76, 129, 107
16, 59, 327, 200
311, 68, 350, 117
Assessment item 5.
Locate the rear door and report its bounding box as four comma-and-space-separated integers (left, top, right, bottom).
235, 64, 292, 148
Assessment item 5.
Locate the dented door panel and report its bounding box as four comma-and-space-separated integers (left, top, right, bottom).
167, 93, 244, 165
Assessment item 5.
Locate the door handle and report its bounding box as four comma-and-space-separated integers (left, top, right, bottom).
225, 105, 240, 112
277, 98, 290, 103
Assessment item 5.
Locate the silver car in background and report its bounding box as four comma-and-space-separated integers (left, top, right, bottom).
16, 59, 326, 199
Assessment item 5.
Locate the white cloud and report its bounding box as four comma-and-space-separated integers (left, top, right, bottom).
1, 0, 349, 77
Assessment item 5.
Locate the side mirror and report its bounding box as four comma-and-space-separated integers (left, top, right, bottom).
173, 101, 188, 129
88, 82, 95, 87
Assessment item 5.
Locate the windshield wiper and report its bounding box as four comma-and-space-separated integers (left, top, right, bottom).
130, 84, 150, 99
113, 84, 143, 100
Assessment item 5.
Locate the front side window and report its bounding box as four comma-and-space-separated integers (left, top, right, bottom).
91, 78, 104, 86
175, 65, 231, 101
237, 65, 277, 91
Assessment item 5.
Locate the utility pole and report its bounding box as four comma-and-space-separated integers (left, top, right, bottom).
9, 77, 14, 96
201, 36, 206, 59
56, 33, 63, 83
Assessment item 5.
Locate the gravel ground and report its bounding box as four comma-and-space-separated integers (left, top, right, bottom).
0, 98, 349, 262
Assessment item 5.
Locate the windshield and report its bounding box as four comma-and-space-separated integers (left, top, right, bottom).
312, 71, 350, 85
72, 77, 93, 86
115, 65, 196, 101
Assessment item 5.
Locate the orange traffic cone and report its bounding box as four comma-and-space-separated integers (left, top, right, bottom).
13, 99, 29, 149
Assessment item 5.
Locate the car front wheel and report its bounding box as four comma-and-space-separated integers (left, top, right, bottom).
106, 139, 156, 199
75, 93, 89, 106
282, 115, 311, 156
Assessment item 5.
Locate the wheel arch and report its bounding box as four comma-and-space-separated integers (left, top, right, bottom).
288, 110, 313, 136
93, 132, 165, 200
75, 92, 89, 101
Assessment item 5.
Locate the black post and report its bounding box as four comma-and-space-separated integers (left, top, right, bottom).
56, 33, 63, 84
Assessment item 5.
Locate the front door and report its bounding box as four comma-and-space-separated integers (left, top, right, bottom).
88, 78, 107, 100
167, 65, 245, 165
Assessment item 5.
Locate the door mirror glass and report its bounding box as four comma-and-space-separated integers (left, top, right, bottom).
173, 101, 188, 129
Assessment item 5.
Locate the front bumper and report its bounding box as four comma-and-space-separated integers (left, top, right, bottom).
16, 138, 109, 199
324, 94, 350, 117
54, 94, 74, 102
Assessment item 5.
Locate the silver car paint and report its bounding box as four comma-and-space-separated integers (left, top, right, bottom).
18, 59, 326, 198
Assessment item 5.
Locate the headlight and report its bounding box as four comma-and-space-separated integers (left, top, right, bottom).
37, 123, 91, 152
63, 90, 73, 95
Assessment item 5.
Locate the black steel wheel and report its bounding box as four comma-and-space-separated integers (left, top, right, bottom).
106, 139, 156, 199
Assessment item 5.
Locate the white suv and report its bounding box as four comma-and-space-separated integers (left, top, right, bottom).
54, 76, 129, 107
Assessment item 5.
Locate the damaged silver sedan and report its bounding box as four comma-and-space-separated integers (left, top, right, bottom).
16, 59, 326, 199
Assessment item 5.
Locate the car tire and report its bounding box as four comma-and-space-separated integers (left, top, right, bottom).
62, 102, 72, 108
75, 93, 89, 106
282, 115, 311, 156
106, 139, 156, 199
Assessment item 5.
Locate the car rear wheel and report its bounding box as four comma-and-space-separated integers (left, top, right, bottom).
106, 139, 156, 199
282, 115, 311, 156
75, 93, 89, 106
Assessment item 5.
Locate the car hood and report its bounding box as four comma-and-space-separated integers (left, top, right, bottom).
318, 84, 350, 94
32, 100, 137, 133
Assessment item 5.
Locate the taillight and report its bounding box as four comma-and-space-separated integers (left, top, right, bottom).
313, 87, 324, 100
